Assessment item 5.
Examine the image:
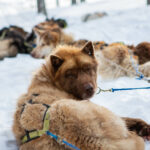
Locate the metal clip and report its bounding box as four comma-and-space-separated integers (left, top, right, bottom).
96, 87, 112, 94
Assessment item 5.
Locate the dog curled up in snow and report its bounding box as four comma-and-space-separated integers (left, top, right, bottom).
13, 42, 150, 150
0, 26, 31, 60
96, 43, 140, 80
30, 21, 73, 58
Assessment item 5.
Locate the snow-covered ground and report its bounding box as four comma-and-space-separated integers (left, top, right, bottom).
0, 0, 150, 149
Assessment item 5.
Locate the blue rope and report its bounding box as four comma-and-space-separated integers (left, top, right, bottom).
97, 86, 150, 94
111, 87, 150, 92
46, 131, 80, 150
129, 50, 144, 80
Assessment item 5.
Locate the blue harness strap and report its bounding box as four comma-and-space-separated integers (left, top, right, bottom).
46, 131, 80, 150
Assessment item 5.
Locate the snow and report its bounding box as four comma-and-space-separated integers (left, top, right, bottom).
0, 0, 150, 149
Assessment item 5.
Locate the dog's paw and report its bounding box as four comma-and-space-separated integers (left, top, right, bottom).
139, 124, 150, 141
125, 118, 150, 141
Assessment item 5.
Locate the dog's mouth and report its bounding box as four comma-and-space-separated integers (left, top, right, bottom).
74, 83, 95, 100
81, 91, 95, 100
71, 89, 94, 100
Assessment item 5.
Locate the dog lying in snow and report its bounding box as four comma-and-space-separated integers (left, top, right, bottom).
96, 43, 138, 80
0, 26, 32, 60
96, 42, 150, 80
68, 39, 108, 51
82, 12, 107, 22
30, 19, 73, 58
13, 42, 150, 150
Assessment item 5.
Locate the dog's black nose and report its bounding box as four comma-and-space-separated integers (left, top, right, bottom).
84, 83, 94, 95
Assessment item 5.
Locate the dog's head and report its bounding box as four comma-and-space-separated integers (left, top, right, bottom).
49, 41, 98, 100
93, 41, 108, 50
31, 26, 61, 58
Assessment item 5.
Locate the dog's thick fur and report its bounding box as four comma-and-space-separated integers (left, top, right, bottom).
0, 39, 18, 60
96, 42, 150, 80
30, 20, 73, 58
134, 42, 150, 65
68, 39, 108, 51
97, 43, 139, 80
0, 26, 31, 60
13, 42, 150, 150
139, 61, 150, 77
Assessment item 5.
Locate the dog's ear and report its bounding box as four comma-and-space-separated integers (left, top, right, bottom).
82, 41, 94, 57
33, 26, 45, 36
50, 55, 64, 72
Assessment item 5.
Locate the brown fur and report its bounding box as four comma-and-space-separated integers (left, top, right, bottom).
0, 26, 31, 60
9, 25, 28, 39
139, 61, 150, 77
68, 40, 108, 51
97, 44, 139, 80
123, 117, 150, 140
0, 39, 18, 60
96, 42, 150, 79
13, 42, 149, 150
134, 42, 150, 65
30, 21, 73, 58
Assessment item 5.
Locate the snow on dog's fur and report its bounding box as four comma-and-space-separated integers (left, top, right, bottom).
13, 42, 150, 150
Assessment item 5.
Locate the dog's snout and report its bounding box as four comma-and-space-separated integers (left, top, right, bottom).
31, 51, 36, 57
84, 83, 93, 93
81, 83, 94, 99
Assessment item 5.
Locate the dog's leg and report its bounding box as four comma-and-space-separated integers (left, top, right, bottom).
122, 117, 150, 140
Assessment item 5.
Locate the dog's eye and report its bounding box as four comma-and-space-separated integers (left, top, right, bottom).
65, 73, 77, 78
65, 70, 77, 78
84, 67, 91, 72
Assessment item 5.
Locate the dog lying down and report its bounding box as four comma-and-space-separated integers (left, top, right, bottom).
13, 42, 150, 150
96, 43, 150, 80
30, 20, 73, 58
82, 12, 107, 22
0, 25, 33, 60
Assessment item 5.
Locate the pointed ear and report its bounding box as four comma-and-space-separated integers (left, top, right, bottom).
82, 41, 94, 57
50, 55, 64, 72
33, 26, 44, 36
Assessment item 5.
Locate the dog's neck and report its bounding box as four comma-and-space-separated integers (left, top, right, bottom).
28, 62, 77, 101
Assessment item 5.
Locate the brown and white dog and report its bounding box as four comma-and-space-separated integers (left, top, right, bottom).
13, 42, 150, 150
30, 20, 73, 58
